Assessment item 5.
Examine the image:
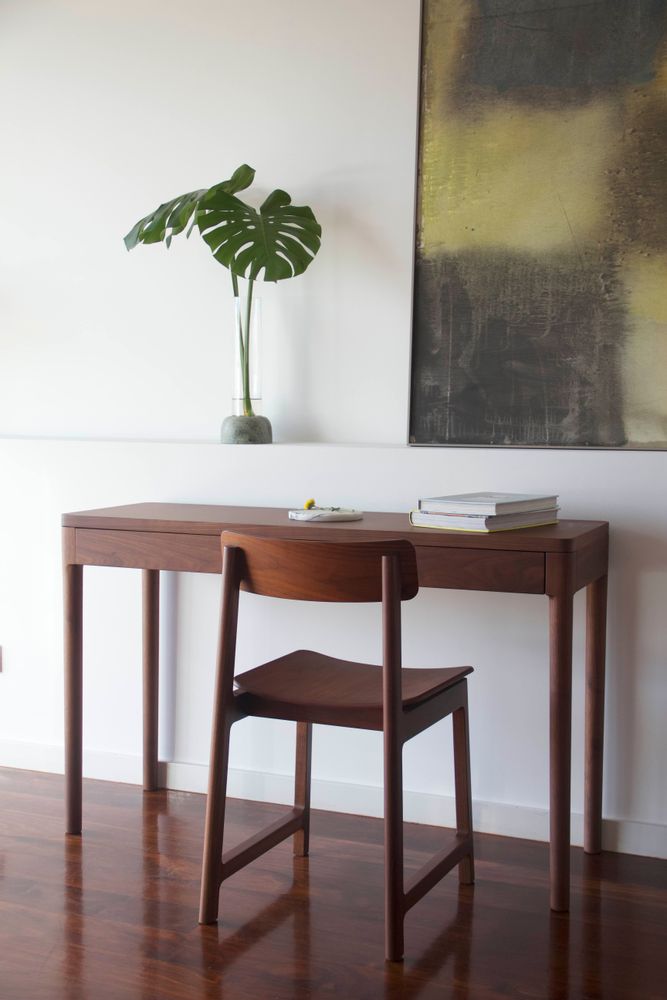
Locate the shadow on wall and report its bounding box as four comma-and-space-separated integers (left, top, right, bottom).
605, 524, 667, 826
158, 571, 180, 764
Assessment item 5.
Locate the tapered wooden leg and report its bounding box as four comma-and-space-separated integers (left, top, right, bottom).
585, 573, 607, 855
384, 731, 404, 962
549, 587, 574, 912
64, 558, 83, 835
293, 722, 312, 857
382, 553, 405, 962
142, 570, 160, 791
199, 718, 232, 924
453, 694, 474, 884
199, 544, 241, 925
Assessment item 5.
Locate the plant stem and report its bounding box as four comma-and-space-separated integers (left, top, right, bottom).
242, 278, 254, 416
231, 272, 247, 412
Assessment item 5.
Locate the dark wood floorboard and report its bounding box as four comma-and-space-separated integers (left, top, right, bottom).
0, 768, 665, 999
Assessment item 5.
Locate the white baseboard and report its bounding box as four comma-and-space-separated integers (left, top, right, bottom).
1, 739, 664, 860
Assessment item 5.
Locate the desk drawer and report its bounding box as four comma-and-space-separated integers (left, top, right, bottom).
74, 529, 221, 573
416, 546, 545, 594
73, 529, 545, 594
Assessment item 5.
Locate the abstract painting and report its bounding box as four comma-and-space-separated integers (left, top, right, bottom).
410, 0, 667, 448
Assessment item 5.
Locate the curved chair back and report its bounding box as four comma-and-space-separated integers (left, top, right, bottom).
220, 532, 419, 603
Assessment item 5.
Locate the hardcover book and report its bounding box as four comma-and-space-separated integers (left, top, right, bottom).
418, 492, 558, 515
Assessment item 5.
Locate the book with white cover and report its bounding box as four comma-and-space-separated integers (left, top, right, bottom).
418, 492, 558, 515
409, 507, 559, 532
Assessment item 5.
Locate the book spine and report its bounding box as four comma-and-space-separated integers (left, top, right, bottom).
409, 512, 559, 533
409, 512, 490, 531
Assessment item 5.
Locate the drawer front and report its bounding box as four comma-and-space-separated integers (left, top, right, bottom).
416, 545, 545, 594
73, 529, 546, 593
74, 529, 221, 573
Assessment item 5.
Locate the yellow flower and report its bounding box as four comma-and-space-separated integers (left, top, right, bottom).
304, 498, 316, 509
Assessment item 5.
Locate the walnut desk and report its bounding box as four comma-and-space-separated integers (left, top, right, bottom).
62, 503, 609, 912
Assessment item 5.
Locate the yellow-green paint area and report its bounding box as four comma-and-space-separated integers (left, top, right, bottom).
617, 37, 667, 445
419, 0, 615, 255
622, 255, 667, 445
420, 101, 615, 255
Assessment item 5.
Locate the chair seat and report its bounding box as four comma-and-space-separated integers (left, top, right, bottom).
234, 650, 472, 729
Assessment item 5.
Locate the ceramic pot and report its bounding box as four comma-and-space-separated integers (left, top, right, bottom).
220, 414, 272, 444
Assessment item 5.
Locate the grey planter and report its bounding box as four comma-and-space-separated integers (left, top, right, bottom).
220, 415, 273, 444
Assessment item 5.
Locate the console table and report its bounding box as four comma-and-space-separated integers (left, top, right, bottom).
62, 503, 609, 912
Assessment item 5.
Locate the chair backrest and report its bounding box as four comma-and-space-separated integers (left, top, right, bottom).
220, 532, 419, 603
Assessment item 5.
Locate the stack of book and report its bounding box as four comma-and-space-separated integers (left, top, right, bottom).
409, 492, 559, 533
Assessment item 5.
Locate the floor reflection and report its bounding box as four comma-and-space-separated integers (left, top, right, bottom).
62, 836, 85, 1000
141, 794, 162, 1000
580, 853, 603, 999
384, 887, 473, 1000
53, 787, 624, 1000
138, 792, 312, 998
199, 857, 311, 1000
548, 912, 571, 1000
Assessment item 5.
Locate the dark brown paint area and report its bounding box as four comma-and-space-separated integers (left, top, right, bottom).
452, 0, 666, 107
607, 92, 667, 253
411, 250, 627, 446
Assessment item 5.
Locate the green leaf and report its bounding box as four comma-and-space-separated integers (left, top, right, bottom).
123, 189, 206, 251
197, 186, 322, 282
123, 165, 256, 251
124, 165, 322, 284
221, 163, 256, 195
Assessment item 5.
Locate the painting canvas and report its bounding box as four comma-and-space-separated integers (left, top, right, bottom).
410, 0, 667, 448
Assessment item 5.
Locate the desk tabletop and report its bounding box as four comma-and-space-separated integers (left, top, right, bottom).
63, 503, 608, 553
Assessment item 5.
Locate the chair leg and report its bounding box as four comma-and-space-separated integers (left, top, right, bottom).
453, 694, 475, 885
384, 730, 405, 962
293, 722, 312, 857
198, 718, 232, 924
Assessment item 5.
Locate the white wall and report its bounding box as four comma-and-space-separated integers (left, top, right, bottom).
0, 0, 418, 445
0, 1, 665, 858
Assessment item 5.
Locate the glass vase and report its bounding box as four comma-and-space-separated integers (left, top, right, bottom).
231, 296, 263, 417
221, 293, 272, 443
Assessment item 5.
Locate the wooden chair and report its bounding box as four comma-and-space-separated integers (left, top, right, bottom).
198, 531, 474, 962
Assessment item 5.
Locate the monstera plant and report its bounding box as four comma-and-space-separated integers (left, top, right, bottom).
124, 165, 322, 442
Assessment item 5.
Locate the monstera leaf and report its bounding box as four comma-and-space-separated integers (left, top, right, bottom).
197, 187, 322, 282
123, 164, 256, 251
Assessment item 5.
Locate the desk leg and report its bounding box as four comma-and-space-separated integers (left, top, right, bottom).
64, 541, 83, 835
548, 578, 573, 912
142, 570, 160, 791
584, 573, 607, 854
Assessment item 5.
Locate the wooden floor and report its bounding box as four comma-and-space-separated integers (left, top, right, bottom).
0, 769, 665, 999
